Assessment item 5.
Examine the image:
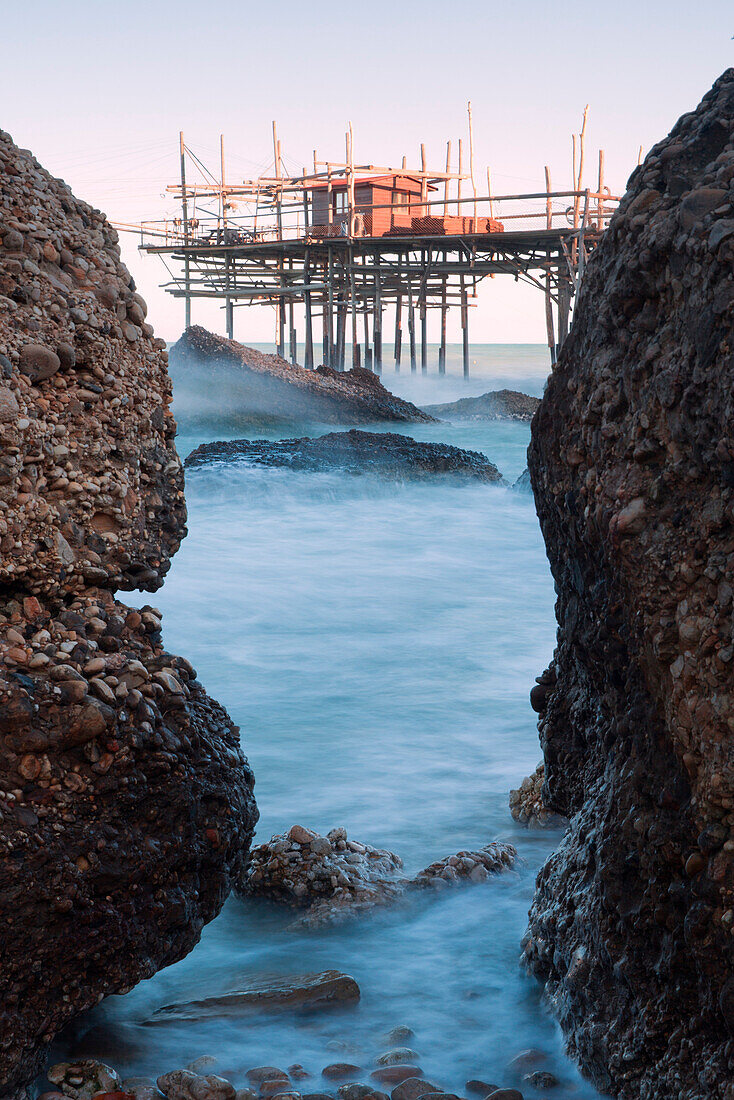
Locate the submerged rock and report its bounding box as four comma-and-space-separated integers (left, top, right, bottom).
149, 971, 361, 1022
421, 389, 540, 422
171, 327, 434, 426
525, 71, 734, 1097
185, 430, 504, 482
0, 129, 257, 1094
241, 825, 516, 928
511, 469, 532, 494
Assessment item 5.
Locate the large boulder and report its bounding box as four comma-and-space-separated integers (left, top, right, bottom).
0, 128, 186, 597
0, 131, 258, 1096
524, 72, 734, 1097
170, 326, 435, 426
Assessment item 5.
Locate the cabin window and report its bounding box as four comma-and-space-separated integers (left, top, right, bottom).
334, 192, 348, 215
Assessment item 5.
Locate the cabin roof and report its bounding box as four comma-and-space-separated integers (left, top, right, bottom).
309, 173, 437, 194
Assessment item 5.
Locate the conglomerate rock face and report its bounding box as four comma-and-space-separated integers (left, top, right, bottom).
0, 128, 185, 596
0, 131, 258, 1096
525, 72, 734, 1098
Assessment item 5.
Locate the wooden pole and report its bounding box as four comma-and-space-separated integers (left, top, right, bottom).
221, 134, 233, 334
350, 245, 358, 368
444, 141, 452, 216
272, 121, 283, 240
457, 139, 463, 217
374, 261, 382, 373
326, 246, 334, 366
347, 123, 356, 237
467, 101, 478, 231
545, 166, 552, 230
327, 162, 333, 228
573, 105, 589, 230
335, 293, 345, 371
439, 275, 447, 374
363, 301, 372, 371
408, 277, 416, 372
597, 149, 605, 227
304, 248, 314, 368
179, 131, 191, 329
394, 288, 402, 371
461, 274, 469, 378
420, 144, 427, 214
487, 166, 494, 222
302, 165, 310, 235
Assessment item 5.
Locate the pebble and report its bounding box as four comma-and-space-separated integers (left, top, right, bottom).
382, 1028, 414, 1045
389, 1080, 440, 1100
522, 1071, 558, 1089
375, 1050, 418, 1068
371, 1068, 423, 1086
322, 1065, 363, 1080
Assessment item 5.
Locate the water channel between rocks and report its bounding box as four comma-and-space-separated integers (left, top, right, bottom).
57, 346, 604, 1100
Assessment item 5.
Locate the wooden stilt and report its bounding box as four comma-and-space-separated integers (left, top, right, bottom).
304, 248, 313, 368
408, 278, 416, 372
461, 274, 469, 377
439, 276, 447, 374
374, 263, 383, 374
420, 300, 427, 374
363, 307, 372, 372
326, 247, 334, 367
394, 295, 403, 371
350, 247, 359, 368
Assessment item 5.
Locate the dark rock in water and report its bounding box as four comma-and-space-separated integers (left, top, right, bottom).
171, 327, 434, 425
186, 430, 504, 482
0, 129, 258, 1094
148, 971, 361, 1021
511, 469, 532, 493
525, 71, 734, 1098
421, 389, 540, 421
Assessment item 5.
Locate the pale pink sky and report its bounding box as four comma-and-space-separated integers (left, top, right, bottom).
2, 1, 732, 345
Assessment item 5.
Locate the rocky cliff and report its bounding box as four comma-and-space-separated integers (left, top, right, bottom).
525, 73, 734, 1098
0, 130, 257, 1095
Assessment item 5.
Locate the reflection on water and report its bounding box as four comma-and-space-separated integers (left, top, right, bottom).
57, 347, 602, 1099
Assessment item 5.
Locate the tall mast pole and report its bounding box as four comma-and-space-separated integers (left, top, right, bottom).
179, 130, 191, 330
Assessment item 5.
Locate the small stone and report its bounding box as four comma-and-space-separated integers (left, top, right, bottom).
247, 1071, 290, 1087
522, 1071, 558, 1089
371, 1070, 422, 1087
375, 1051, 419, 1068
19, 343, 61, 382
486, 1092, 524, 1100
322, 1066, 362, 1081
287, 1068, 310, 1082
383, 1027, 414, 1045
466, 1084, 499, 1097
390, 1081, 440, 1100
289, 824, 319, 845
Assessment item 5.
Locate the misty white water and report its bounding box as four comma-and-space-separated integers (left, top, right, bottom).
58, 346, 603, 1099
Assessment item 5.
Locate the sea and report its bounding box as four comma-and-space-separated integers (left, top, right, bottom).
56, 344, 603, 1100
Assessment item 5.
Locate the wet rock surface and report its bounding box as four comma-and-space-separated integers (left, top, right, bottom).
421, 390, 540, 422
185, 431, 503, 483
0, 129, 186, 597
171, 328, 434, 426
44, 1025, 550, 1100
149, 971, 361, 1022
525, 71, 734, 1097
508, 765, 564, 829
240, 825, 516, 929
0, 133, 258, 1095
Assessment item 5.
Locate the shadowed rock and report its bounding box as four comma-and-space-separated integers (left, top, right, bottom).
524, 70, 734, 1098
185, 430, 504, 482
148, 971, 361, 1022
0, 130, 258, 1094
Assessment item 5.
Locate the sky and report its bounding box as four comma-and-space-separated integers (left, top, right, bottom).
1, 1, 732, 346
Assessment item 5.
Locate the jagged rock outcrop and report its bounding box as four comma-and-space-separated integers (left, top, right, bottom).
0, 131, 257, 1095
421, 389, 540, 422
241, 824, 516, 929
524, 72, 734, 1098
170, 327, 435, 426
0, 130, 185, 596
185, 429, 504, 482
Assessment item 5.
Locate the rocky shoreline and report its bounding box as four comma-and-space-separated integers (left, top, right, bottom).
185, 431, 504, 483
38, 1034, 559, 1100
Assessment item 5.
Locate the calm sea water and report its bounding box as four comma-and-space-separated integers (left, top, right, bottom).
57, 346, 602, 1099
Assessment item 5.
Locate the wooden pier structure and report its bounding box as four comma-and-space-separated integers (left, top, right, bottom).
121, 112, 620, 376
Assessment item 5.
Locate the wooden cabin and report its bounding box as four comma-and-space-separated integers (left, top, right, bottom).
309, 173, 502, 237
310, 174, 434, 237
